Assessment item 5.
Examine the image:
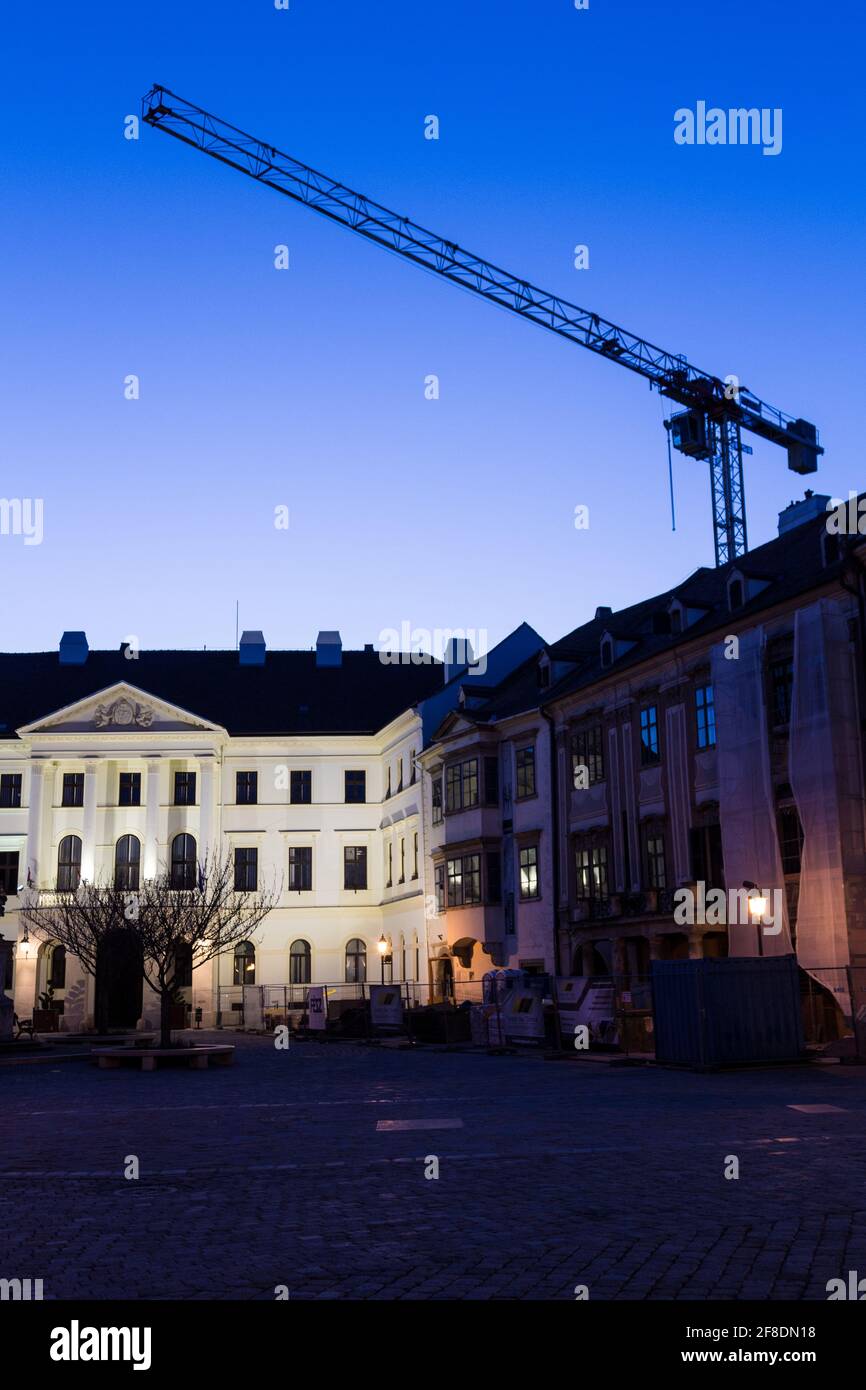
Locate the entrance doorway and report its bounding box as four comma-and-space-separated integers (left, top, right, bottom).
95, 929, 143, 1030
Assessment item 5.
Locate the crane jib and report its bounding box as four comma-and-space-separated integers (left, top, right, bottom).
141, 84, 822, 566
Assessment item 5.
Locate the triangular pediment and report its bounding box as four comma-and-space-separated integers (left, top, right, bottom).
18, 683, 225, 736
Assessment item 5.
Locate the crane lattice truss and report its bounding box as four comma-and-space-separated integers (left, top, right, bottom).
142, 84, 822, 566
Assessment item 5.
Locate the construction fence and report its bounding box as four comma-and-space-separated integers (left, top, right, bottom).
210, 963, 865, 1059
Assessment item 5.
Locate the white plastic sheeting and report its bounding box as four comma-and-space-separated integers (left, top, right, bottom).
711, 627, 792, 955
789, 598, 865, 1020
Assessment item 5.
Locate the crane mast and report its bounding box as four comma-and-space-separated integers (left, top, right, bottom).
142, 84, 822, 566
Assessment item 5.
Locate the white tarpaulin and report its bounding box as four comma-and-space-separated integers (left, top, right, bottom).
711, 627, 792, 955
789, 598, 865, 1019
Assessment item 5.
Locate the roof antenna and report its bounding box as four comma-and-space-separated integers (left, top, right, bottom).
235, 600, 239, 651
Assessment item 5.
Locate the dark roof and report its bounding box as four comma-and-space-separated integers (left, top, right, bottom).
544, 506, 852, 704
0, 648, 444, 738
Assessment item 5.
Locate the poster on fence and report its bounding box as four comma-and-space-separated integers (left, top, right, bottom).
370, 985, 404, 1031
555, 977, 619, 1046
307, 986, 327, 1030
501, 987, 545, 1045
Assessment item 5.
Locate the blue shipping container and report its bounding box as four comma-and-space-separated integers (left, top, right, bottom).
651, 954, 805, 1069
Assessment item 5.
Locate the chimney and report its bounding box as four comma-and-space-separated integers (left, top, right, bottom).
316, 630, 342, 667
239, 630, 266, 666
778, 489, 831, 536
59, 631, 88, 665
595, 606, 613, 620
443, 636, 474, 684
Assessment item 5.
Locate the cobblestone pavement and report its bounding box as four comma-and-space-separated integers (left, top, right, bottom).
2, 1036, 865, 1300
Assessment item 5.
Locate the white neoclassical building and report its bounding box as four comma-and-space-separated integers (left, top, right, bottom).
0, 630, 443, 1031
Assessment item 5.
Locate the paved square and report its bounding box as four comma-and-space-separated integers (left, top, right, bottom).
2, 1036, 866, 1300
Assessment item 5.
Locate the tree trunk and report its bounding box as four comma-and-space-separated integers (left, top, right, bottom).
159, 992, 173, 1049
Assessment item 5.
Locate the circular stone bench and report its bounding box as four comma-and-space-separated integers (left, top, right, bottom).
91, 1044, 234, 1071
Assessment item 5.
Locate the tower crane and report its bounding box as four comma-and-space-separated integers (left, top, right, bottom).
142, 84, 822, 566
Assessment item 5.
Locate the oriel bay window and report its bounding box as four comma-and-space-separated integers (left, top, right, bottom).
575, 843, 609, 902
446, 853, 481, 907
344, 846, 367, 890
432, 776, 443, 824
519, 845, 540, 901
571, 726, 604, 787
434, 863, 446, 914
288, 846, 312, 892
444, 758, 479, 812
234, 847, 258, 892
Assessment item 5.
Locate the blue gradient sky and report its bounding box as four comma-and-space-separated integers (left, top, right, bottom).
2, 0, 863, 655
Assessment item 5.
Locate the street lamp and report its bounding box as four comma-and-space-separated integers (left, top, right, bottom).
743, 881, 767, 956
377, 934, 390, 984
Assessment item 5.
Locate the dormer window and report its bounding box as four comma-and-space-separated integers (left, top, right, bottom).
728, 576, 744, 610
600, 637, 613, 669
670, 607, 682, 634
822, 531, 841, 567
537, 661, 550, 689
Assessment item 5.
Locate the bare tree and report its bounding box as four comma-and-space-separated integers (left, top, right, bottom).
19, 855, 279, 1047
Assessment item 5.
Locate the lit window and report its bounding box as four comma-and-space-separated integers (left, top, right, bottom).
233, 941, 255, 986
516, 746, 536, 799
519, 846, 539, 901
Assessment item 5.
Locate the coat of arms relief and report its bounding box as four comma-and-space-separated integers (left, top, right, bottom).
93, 698, 154, 728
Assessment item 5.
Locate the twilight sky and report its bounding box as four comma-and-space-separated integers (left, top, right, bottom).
2, 0, 863, 656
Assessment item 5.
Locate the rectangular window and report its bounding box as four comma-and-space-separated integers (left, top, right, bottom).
640, 705, 660, 765
434, 863, 446, 914
118, 772, 141, 807
695, 684, 716, 750
486, 851, 502, 905
463, 853, 481, 905
234, 847, 258, 892
690, 824, 724, 890
288, 845, 312, 891
432, 776, 443, 824
0, 773, 22, 808
444, 758, 479, 812
412, 832, 419, 879
771, 657, 795, 727
0, 850, 20, 895
645, 833, 666, 890
571, 726, 604, 787
519, 846, 540, 901
61, 772, 84, 807
575, 845, 608, 901
399, 838, 406, 884
447, 856, 463, 907
236, 771, 258, 805
386, 842, 393, 887
345, 770, 366, 804
777, 807, 804, 875
484, 756, 499, 806
174, 771, 196, 806
290, 770, 311, 804
515, 746, 536, 799
344, 845, 367, 890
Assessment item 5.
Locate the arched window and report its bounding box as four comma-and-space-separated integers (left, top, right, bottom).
114, 834, 141, 891
233, 940, 256, 986
170, 833, 197, 890
48, 943, 66, 989
345, 938, 366, 984
57, 835, 82, 892
290, 939, 311, 984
